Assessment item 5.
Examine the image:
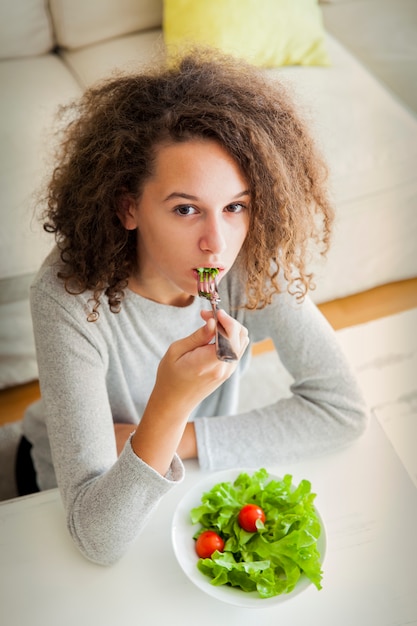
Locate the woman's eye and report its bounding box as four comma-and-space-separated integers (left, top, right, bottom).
175, 205, 197, 216
226, 202, 246, 213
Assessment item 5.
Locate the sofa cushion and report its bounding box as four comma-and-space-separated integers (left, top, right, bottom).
62, 30, 165, 87
0, 0, 54, 59
49, 0, 163, 50
163, 0, 330, 67
0, 56, 81, 281
321, 0, 417, 115
276, 34, 417, 301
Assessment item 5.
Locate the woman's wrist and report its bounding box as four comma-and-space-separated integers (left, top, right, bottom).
130, 391, 194, 475
176, 422, 197, 460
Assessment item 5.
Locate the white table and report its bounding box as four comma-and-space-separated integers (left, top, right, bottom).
1, 412, 416, 626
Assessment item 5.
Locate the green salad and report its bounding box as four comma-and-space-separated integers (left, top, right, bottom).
190, 468, 324, 599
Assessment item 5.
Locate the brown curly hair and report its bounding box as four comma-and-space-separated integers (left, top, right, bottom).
43, 48, 333, 319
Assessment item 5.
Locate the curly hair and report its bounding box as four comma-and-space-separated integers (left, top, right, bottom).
43, 48, 333, 319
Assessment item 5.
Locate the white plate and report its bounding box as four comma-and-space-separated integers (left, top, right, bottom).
171, 469, 327, 608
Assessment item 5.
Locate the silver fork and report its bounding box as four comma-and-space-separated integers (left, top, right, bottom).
197, 270, 238, 362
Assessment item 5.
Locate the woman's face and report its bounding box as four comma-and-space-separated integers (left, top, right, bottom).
121, 139, 250, 306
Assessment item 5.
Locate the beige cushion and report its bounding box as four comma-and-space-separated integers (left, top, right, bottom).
0, 0, 54, 59
276, 34, 417, 301
0, 56, 81, 280
321, 0, 417, 115
62, 30, 165, 87
50, 0, 163, 50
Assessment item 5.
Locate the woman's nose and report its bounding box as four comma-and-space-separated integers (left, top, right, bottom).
199, 217, 227, 254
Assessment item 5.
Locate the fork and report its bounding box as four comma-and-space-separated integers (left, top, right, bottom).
197, 269, 238, 362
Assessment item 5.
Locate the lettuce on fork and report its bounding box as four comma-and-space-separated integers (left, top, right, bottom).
190, 469, 323, 598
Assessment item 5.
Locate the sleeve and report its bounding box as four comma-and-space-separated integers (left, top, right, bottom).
30, 279, 184, 565
194, 291, 369, 470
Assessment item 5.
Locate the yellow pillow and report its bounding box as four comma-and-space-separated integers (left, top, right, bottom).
163, 0, 330, 68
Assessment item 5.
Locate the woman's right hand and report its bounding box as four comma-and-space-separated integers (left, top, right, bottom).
155, 312, 248, 411
130, 314, 248, 475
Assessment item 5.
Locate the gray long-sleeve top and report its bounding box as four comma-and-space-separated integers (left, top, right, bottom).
23, 250, 368, 565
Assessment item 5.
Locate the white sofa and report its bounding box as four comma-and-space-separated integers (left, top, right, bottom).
1, 0, 417, 389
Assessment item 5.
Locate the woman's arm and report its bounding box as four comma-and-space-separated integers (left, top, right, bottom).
130, 313, 246, 475
30, 274, 245, 564
193, 292, 369, 470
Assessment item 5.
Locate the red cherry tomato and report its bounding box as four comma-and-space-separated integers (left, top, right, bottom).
238, 504, 266, 532
195, 530, 225, 559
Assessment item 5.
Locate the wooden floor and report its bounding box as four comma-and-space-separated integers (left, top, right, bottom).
1, 277, 417, 427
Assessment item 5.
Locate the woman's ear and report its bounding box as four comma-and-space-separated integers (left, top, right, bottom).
117, 192, 138, 230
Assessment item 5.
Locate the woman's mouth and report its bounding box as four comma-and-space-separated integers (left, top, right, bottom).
193, 266, 224, 277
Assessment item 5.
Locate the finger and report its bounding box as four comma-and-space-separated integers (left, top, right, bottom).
200, 309, 249, 360
215, 309, 246, 345
169, 319, 216, 361
238, 327, 250, 358
215, 308, 235, 332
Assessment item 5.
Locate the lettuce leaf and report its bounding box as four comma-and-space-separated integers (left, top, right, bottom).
191, 469, 323, 598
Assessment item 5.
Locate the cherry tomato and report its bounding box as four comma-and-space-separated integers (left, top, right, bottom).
238, 504, 266, 532
195, 530, 225, 558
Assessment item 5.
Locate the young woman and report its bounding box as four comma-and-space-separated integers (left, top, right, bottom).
17, 50, 367, 564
